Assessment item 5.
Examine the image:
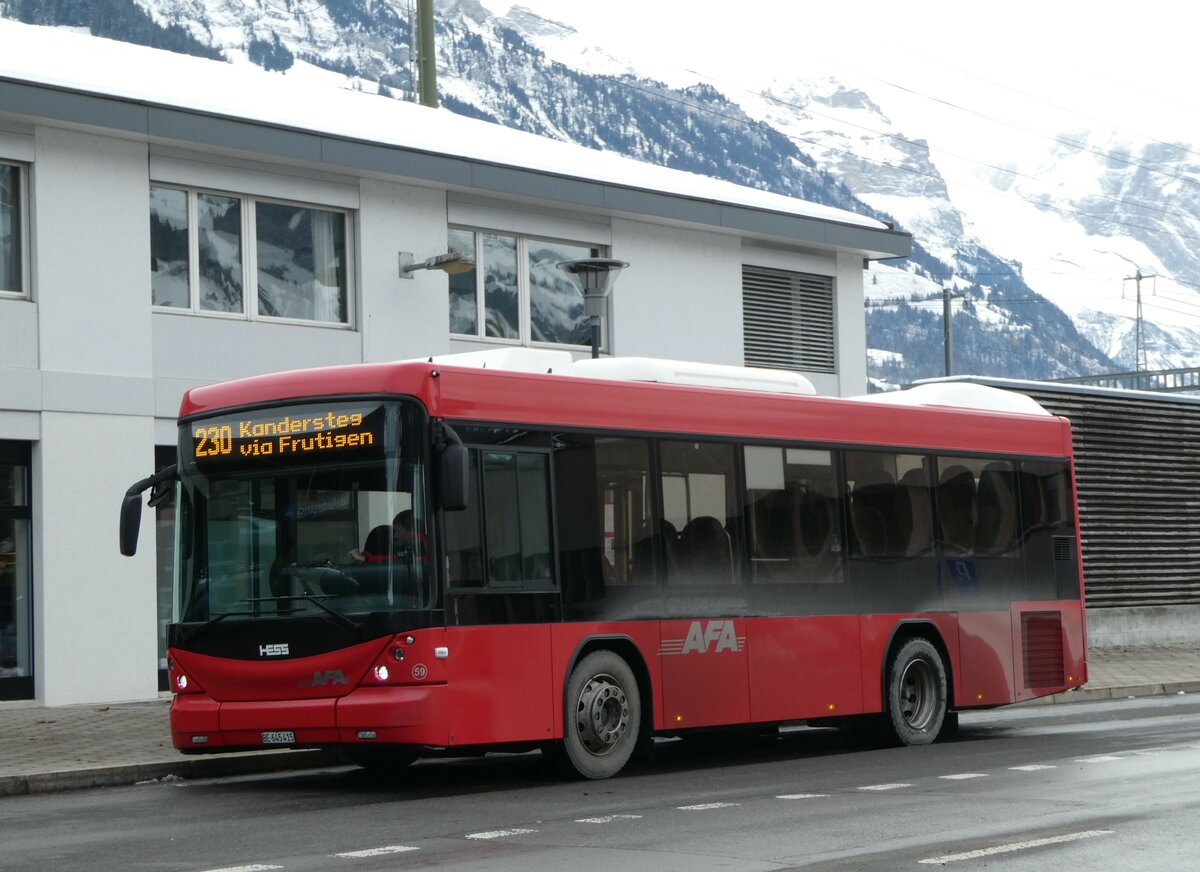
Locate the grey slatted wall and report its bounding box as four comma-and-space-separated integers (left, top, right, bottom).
978, 382, 1200, 609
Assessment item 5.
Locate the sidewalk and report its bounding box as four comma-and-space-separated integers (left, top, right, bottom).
2, 645, 1198, 797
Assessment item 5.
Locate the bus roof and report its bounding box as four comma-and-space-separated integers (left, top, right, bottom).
180, 354, 1072, 458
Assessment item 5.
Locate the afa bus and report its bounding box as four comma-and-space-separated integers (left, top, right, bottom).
121, 350, 1087, 780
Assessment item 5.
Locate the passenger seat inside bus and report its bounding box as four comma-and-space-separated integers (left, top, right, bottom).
938, 465, 976, 555
681, 515, 733, 583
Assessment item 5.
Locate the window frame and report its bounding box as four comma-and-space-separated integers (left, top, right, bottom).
448, 224, 606, 351
150, 182, 355, 328
0, 160, 29, 300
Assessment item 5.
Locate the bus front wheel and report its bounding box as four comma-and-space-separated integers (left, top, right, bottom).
885, 638, 947, 746
558, 650, 641, 779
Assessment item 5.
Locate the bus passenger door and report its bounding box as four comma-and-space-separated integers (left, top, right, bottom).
442, 444, 558, 747
657, 440, 751, 729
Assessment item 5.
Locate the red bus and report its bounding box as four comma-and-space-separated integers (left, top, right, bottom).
120, 350, 1087, 779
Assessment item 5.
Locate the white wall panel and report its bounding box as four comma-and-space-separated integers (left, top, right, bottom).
610, 219, 742, 364
34, 128, 151, 378
34, 412, 159, 704
360, 180, 451, 362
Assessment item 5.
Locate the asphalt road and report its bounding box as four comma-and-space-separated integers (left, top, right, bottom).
3, 695, 1199, 871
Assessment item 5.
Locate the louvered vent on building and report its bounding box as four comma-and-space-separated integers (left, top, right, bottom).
1022, 611, 1065, 689
742, 266, 835, 373
964, 380, 1200, 609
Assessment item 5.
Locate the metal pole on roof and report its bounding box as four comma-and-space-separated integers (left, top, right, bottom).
417, 0, 438, 108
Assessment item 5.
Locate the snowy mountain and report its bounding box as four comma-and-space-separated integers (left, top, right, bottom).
8, 0, 1198, 388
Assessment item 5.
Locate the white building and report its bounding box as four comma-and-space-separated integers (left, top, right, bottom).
0, 21, 910, 705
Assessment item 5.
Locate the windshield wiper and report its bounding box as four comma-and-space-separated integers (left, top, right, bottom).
243, 594, 359, 634
182, 609, 256, 644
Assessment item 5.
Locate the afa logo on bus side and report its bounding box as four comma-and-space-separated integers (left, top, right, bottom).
659, 620, 745, 655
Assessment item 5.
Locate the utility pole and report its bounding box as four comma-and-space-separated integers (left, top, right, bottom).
416, 0, 438, 108
1124, 269, 1155, 388
943, 280, 956, 377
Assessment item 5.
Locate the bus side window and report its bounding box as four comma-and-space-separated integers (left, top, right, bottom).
444, 450, 483, 587
660, 440, 740, 585
744, 445, 841, 583
481, 451, 553, 587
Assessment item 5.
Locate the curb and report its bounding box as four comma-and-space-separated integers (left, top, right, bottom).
0, 748, 342, 798
1017, 681, 1200, 706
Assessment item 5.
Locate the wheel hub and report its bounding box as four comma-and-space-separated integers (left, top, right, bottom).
899, 658, 937, 730
575, 674, 630, 756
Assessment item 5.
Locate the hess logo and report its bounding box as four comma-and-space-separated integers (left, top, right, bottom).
259, 643, 289, 657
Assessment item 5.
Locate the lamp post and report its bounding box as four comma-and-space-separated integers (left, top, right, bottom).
398, 250, 475, 278
557, 257, 628, 358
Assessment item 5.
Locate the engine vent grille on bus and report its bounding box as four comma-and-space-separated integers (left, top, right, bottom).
742, 266, 835, 373
1052, 535, 1074, 561
1022, 611, 1065, 689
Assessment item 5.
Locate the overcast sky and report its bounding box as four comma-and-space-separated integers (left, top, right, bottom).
477, 1, 1200, 149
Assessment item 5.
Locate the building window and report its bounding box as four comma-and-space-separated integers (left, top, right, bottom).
150, 184, 350, 325
742, 265, 835, 373
0, 441, 32, 700
448, 227, 603, 350
1, 162, 25, 297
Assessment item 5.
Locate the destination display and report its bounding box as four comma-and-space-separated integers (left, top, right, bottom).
188, 404, 386, 469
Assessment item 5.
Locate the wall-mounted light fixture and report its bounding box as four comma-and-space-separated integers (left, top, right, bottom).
557, 257, 629, 358
399, 250, 476, 279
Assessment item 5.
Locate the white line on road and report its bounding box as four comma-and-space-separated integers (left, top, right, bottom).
1075, 756, 1124, 763
777, 794, 830, 799
1010, 764, 1056, 771
575, 814, 644, 823
858, 783, 911, 791
939, 773, 988, 780
677, 802, 741, 810
335, 846, 420, 858
918, 829, 1114, 865
465, 828, 537, 840
199, 866, 284, 872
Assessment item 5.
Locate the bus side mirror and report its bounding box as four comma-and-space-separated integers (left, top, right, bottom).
119, 492, 143, 556
119, 464, 177, 556
440, 443, 469, 511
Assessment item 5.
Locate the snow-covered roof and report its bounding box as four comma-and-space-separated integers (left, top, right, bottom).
851, 382, 1052, 416
0, 19, 903, 245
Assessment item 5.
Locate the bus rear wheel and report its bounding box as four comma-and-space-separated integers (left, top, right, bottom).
886, 638, 947, 746
558, 650, 641, 779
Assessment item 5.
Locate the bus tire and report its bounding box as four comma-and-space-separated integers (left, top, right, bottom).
885, 637, 947, 746
560, 650, 641, 779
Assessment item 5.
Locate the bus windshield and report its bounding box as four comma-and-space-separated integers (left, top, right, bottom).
175, 399, 431, 627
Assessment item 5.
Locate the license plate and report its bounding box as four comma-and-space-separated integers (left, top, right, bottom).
261, 730, 296, 745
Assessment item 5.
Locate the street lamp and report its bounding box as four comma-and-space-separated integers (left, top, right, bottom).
557, 257, 629, 358
399, 250, 475, 279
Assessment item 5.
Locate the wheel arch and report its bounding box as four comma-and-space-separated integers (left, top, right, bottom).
562, 635, 655, 740
880, 620, 956, 711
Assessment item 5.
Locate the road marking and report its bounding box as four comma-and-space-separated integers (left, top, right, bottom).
1010, 764, 1056, 771
335, 846, 420, 858
465, 828, 536, 840
939, 773, 987, 780
199, 866, 284, 872
777, 793, 829, 799
858, 783, 911, 791
677, 802, 740, 810
1076, 756, 1123, 763
918, 829, 1114, 865
575, 814, 643, 823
